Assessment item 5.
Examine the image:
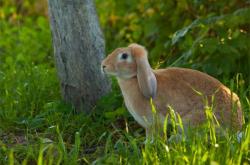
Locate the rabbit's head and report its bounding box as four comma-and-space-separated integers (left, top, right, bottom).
102, 43, 157, 99
101, 45, 136, 79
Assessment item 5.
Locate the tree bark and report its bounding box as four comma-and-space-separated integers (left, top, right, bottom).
47, 0, 110, 112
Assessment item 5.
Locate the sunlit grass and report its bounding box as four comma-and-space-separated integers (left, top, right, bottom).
2, 82, 249, 164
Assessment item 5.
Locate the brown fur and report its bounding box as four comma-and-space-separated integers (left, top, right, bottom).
101, 43, 243, 135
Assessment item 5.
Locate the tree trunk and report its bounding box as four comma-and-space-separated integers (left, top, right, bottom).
47, 0, 110, 112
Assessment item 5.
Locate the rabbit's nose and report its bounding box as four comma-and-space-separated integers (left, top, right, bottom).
101, 64, 107, 73
102, 65, 107, 71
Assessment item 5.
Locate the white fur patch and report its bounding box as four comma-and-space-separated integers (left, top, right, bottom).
123, 96, 151, 128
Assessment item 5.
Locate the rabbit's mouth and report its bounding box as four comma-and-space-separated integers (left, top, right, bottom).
104, 71, 117, 76
101, 66, 117, 76
102, 67, 136, 79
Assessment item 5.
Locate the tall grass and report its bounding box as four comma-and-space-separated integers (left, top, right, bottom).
2, 93, 249, 164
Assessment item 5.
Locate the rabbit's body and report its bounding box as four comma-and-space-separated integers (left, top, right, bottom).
118, 67, 242, 131
101, 43, 243, 137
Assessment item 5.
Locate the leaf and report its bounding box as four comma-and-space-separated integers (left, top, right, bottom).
201, 38, 218, 54
104, 107, 127, 120
171, 22, 194, 45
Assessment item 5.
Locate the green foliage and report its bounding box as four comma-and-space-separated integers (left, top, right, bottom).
96, 0, 250, 85
0, 0, 249, 164
0, 14, 57, 130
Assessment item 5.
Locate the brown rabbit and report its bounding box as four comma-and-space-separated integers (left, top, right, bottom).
101, 43, 243, 137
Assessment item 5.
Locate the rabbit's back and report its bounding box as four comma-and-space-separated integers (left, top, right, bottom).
154, 67, 242, 130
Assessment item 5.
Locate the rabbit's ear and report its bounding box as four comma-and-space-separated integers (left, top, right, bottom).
129, 44, 157, 99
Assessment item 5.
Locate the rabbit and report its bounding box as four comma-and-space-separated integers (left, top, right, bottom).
101, 43, 243, 138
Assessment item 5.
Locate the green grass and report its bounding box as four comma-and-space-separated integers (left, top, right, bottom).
0, 3, 250, 165
0, 84, 249, 164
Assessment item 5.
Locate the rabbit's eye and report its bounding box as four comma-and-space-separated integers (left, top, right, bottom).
121, 53, 128, 60
117, 53, 132, 62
